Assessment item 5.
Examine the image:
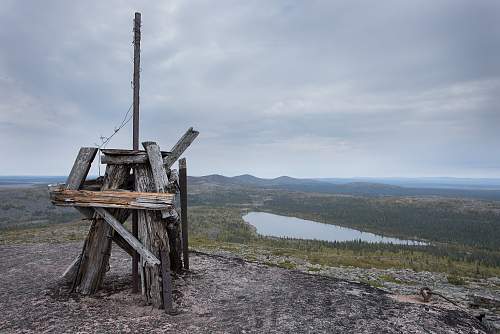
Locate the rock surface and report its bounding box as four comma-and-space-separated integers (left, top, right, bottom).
0, 243, 489, 333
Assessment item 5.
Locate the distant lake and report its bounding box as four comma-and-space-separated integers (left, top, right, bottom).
243, 211, 426, 245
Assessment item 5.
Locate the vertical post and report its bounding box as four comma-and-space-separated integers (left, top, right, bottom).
133, 12, 141, 150
132, 11, 141, 294
179, 158, 189, 270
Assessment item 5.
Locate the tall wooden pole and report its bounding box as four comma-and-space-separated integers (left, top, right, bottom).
179, 158, 189, 270
132, 12, 141, 294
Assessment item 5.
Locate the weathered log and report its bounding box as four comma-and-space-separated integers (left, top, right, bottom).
60, 147, 97, 282
143, 141, 170, 219
62, 213, 135, 279
179, 158, 189, 270
112, 233, 134, 257
66, 147, 98, 190
101, 150, 169, 165
94, 208, 159, 266
101, 154, 150, 165
61, 254, 82, 283
49, 186, 175, 210
100, 128, 198, 166
72, 164, 131, 294
164, 127, 199, 168
135, 164, 171, 308
82, 177, 104, 191
160, 250, 173, 313
101, 148, 171, 156
167, 218, 183, 273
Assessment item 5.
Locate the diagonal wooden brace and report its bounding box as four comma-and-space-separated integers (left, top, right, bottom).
94, 207, 160, 266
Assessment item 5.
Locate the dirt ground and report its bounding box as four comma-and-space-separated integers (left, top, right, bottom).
0, 242, 488, 333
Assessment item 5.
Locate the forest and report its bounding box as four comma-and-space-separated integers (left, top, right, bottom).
2, 179, 500, 278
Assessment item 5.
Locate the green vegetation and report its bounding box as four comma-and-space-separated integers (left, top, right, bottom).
2, 182, 500, 281
0, 185, 80, 229
187, 206, 500, 278
447, 275, 467, 286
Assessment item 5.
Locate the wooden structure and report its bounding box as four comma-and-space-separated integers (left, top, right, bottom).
49, 128, 198, 312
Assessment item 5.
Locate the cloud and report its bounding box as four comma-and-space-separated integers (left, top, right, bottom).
0, 0, 499, 177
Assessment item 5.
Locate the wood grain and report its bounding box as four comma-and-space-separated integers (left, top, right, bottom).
135, 164, 171, 307
49, 186, 174, 210
143, 141, 171, 219
94, 207, 160, 266
72, 164, 131, 295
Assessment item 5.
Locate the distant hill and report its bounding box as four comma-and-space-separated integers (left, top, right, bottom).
316, 177, 500, 190
189, 174, 500, 201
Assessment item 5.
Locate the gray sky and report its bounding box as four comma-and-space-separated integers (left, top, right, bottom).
1, 0, 499, 177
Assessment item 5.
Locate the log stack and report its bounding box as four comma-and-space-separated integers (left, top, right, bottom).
49, 128, 198, 312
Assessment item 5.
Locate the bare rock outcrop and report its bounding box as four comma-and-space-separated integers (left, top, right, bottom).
0, 243, 488, 333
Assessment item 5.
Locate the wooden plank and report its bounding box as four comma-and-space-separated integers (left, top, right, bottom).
142, 142, 170, 191
94, 207, 160, 266
100, 128, 198, 166
179, 158, 189, 270
101, 149, 170, 165
160, 250, 173, 313
66, 147, 98, 190
72, 164, 131, 294
112, 233, 134, 257
49, 186, 174, 210
101, 149, 171, 165
82, 177, 104, 191
61, 254, 82, 283
164, 127, 199, 168
101, 154, 150, 165
167, 218, 183, 273
60, 147, 98, 281
143, 141, 170, 219
135, 164, 171, 308
101, 149, 170, 156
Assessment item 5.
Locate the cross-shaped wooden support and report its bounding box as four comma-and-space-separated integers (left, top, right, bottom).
50, 128, 198, 313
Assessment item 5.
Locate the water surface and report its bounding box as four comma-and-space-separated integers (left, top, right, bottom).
243, 211, 425, 245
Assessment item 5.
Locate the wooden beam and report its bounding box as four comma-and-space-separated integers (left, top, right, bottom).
101, 154, 149, 165
94, 207, 160, 266
112, 233, 135, 257
101, 148, 171, 156
49, 186, 175, 210
160, 250, 173, 313
164, 127, 199, 168
100, 149, 171, 165
143, 141, 171, 219
60, 147, 98, 282
72, 164, 132, 294
99, 128, 198, 166
179, 158, 189, 270
66, 147, 98, 190
135, 164, 171, 307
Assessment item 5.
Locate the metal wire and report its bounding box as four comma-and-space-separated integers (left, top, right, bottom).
94, 103, 133, 176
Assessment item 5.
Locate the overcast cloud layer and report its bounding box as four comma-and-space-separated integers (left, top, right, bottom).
0, 0, 499, 177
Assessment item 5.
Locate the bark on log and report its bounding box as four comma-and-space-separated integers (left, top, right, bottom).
72, 164, 131, 294
135, 164, 171, 308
